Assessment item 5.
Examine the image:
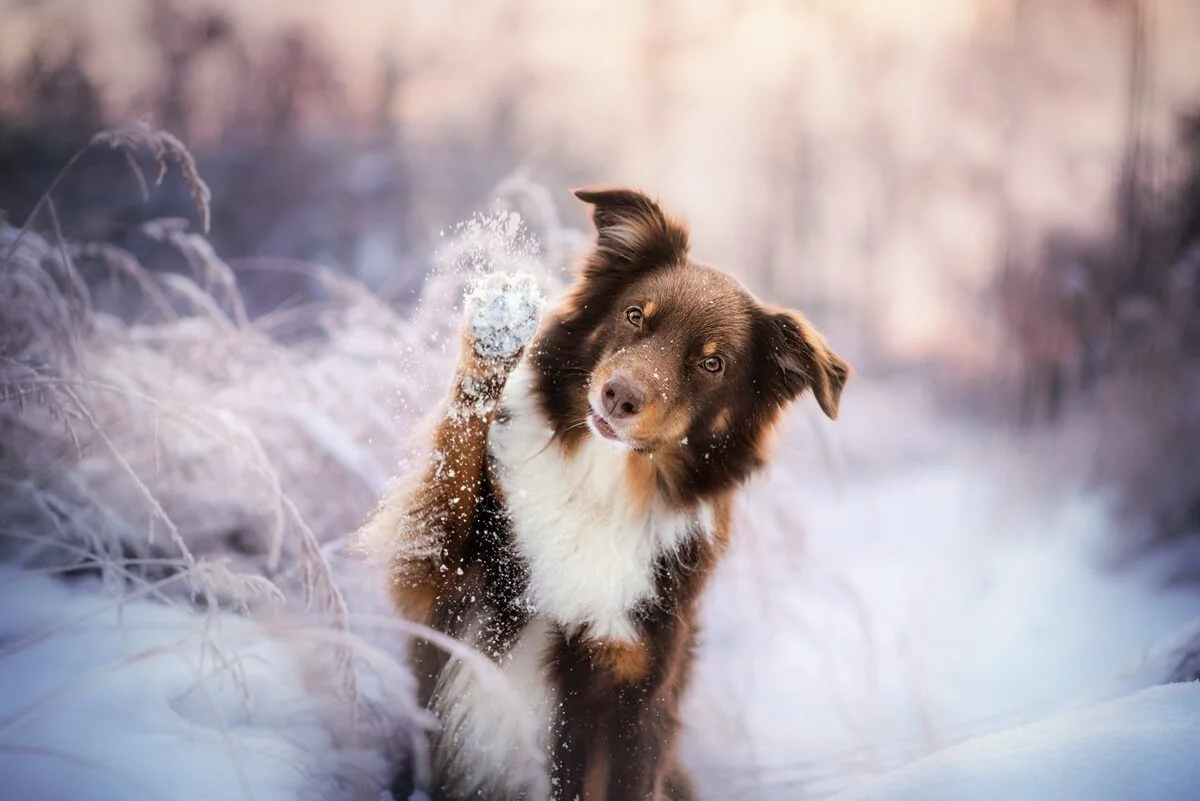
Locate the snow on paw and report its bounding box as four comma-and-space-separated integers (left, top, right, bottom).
464, 271, 544, 361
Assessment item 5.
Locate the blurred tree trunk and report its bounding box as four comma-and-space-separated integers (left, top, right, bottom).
144, 0, 231, 139
1114, 0, 1153, 287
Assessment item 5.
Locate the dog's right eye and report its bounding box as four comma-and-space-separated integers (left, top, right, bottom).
625, 307, 644, 327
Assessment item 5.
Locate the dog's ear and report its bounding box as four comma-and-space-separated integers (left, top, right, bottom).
573, 185, 689, 272
760, 308, 850, 420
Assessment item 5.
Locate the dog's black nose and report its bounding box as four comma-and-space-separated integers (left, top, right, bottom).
602, 375, 645, 418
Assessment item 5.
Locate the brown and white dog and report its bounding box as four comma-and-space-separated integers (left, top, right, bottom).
365, 187, 849, 801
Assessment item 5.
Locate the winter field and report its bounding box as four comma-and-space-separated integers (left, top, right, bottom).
0, 125, 1198, 801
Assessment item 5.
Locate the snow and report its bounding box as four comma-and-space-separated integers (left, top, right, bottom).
680, 378, 1200, 799
0, 565, 409, 801
464, 270, 544, 360
829, 683, 1200, 801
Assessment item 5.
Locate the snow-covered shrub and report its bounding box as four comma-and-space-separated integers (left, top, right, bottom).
0, 124, 575, 799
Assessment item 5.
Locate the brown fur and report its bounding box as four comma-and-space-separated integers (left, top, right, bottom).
383, 329, 519, 625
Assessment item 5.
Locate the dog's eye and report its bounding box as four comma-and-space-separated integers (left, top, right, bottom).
701, 356, 724, 374
625, 307, 644, 327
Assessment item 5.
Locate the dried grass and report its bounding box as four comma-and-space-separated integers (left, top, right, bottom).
0, 123, 574, 799
93, 118, 213, 233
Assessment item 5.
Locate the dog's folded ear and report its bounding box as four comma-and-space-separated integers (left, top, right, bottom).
573, 186, 690, 273
760, 309, 850, 420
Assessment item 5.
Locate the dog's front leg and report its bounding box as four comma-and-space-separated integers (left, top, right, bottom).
605, 653, 691, 801
363, 272, 543, 624
551, 628, 694, 801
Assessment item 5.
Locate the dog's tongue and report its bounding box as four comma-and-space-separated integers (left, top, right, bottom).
591, 413, 619, 441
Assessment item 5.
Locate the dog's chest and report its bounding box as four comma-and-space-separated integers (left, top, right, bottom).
488, 364, 703, 642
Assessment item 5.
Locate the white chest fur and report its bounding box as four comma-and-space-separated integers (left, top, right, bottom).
431, 361, 712, 795
488, 362, 710, 643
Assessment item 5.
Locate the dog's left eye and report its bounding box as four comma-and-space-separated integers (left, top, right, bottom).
701, 356, 724, 374
625, 307, 644, 326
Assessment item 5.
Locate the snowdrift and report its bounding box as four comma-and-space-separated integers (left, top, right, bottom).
830, 683, 1200, 801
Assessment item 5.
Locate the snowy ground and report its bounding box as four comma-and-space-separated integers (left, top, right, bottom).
1, 209, 1199, 801
832, 682, 1200, 801
683, 380, 1200, 800
0, 564, 406, 801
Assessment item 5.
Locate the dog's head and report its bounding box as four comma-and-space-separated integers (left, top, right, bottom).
529, 186, 849, 500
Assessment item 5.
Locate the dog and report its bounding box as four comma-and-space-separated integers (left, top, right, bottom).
365, 186, 849, 800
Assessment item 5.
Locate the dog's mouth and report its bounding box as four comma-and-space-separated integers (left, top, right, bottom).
585, 409, 661, 455
587, 410, 623, 443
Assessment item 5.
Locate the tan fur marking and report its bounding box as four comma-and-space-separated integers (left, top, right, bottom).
629, 406, 689, 447
622, 453, 658, 513
583, 741, 611, 800
643, 448, 693, 511
713, 407, 732, 432
390, 580, 439, 624
711, 494, 734, 550
752, 415, 784, 467
702, 341, 719, 356
643, 299, 658, 318
591, 637, 651, 684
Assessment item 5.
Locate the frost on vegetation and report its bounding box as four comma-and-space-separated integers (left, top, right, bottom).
0, 229, 430, 795
0, 153, 589, 800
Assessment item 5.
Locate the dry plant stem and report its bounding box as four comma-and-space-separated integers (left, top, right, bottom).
67, 242, 178, 321
0, 159, 570, 796
2, 147, 91, 263
3, 120, 212, 265
93, 121, 212, 233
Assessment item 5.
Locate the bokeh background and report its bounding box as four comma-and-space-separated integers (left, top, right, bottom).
2, 1, 1200, 800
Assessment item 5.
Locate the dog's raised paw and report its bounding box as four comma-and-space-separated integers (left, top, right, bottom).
465, 271, 544, 360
